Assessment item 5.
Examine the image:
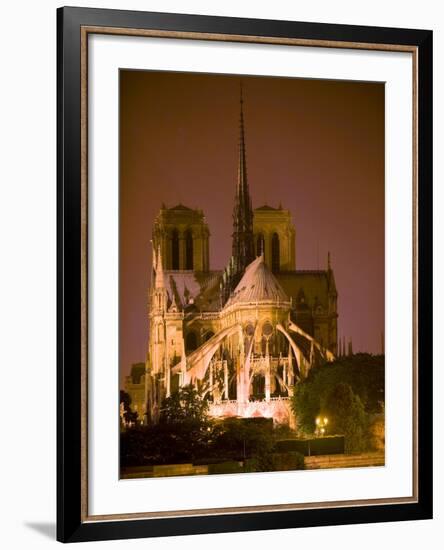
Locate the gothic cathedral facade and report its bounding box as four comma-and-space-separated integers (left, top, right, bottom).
144, 90, 338, 426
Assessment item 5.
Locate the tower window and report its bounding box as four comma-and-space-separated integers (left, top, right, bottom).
185, 229, 193, 270
171, 229, 179, 270
271, 232, 280, 273
256, 233, 265, 258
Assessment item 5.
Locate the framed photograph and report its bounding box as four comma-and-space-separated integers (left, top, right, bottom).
57, 6, 433, 543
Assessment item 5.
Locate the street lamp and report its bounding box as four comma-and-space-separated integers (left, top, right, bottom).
315, 416, 328, 437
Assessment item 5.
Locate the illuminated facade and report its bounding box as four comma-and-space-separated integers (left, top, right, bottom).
144, 90, 338, 426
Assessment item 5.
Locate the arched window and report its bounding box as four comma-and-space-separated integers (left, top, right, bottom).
261, 321, 273, 354
262, 321, 273, 337
252, 374, 265, 399
186, 331, 198, 352
256, 233, 265, 258
185, 229, 193, 270
271, 232, 280, 273
171, 229, 179, 270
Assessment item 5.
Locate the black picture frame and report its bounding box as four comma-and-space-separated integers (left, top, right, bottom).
57, 6, 433, 543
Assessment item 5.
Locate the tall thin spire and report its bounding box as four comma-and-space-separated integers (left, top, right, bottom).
238, 83, 248, 198
231, 82, 255, 279
348, 338, 353, 356
155, 246, 164, 289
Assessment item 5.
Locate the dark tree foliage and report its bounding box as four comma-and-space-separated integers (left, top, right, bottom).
160, 384, 209, 425
121, 385, 219, 466
119, 390, 138, 426
120, 405, 277, 468
210, 418, 274, 461
291, 354, 384, 451
324, 382, 368, 452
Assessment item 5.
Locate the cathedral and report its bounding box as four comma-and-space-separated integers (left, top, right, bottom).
142, 89, 338, 426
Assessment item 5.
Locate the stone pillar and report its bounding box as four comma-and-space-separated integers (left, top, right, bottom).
166, 363, 171, 398
205, 234, 210, 271
224, 360, 229, 399
179, 233, 185, 270
236, 358, 242, 410
287, 347, 293, 386
194, 234, 202, 271
265, 233, 272, 269
209, 360, 213, 398
265, 340, 271, 402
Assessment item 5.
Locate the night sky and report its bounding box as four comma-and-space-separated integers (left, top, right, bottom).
119, 70, 385, 383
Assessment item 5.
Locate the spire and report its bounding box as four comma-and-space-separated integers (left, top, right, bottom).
238, 83, 248, 198
231, 82, 255, 280
155, 246, 164, 289
327, 251, 331, 270
150, 240, 157, 291
348, 338, 353, 356
151, 240, 157, 271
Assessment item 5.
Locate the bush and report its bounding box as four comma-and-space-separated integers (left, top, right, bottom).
368, 414, 385, 451
120, 420, 217, 467
308, 436, 345, 455
210, 417, 274, 460
275, 439, 308, 454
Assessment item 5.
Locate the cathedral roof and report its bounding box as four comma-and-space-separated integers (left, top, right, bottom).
164, 270, 222, 312
276, 270, 337, 311
225, 255, 289, 307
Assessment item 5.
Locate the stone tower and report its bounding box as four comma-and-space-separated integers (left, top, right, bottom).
253, 205, 296, 272
152, 205, 210, 272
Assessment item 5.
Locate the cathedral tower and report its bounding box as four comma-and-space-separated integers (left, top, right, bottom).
253, 205, 296, 272
152, 205, 210, 272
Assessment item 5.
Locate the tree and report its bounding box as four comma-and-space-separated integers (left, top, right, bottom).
155, 385, 213, 461
119, 390, 138, 427
160, 384, 209, 425
291, 354, 384, 434
291, 354, 384, 452
323, 383, 368, 452
211, 418, 274, 462
291, 382, 320, 433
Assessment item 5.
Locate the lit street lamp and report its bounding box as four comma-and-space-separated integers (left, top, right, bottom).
315, 416, 328, 437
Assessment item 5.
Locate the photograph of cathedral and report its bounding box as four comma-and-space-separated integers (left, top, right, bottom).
119, 71, 385, 478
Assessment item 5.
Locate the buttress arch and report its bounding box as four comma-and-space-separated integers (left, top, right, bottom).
177, 322, 244, 384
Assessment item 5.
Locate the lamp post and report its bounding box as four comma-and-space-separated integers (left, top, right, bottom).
315, 416, 328, 437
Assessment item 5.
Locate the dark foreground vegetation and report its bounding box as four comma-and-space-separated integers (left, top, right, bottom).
121, 385, 301, 472
120, 354, 384, 474
291, 353, 385, 452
